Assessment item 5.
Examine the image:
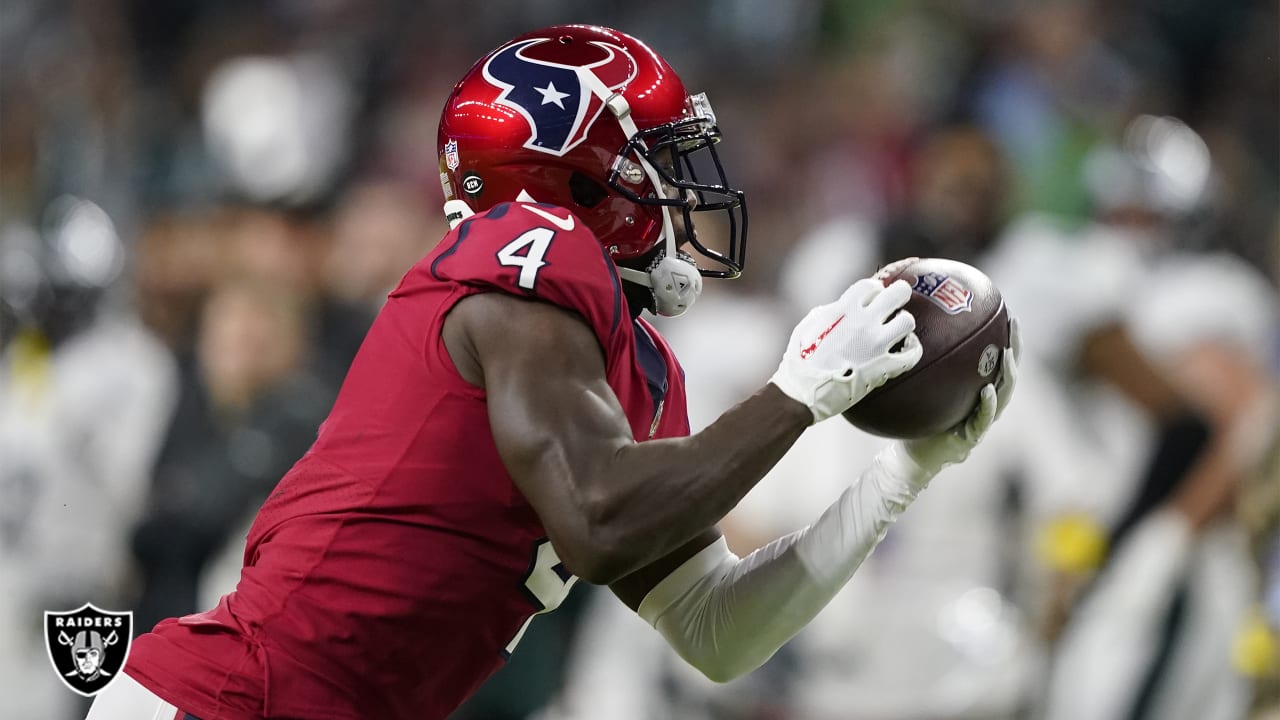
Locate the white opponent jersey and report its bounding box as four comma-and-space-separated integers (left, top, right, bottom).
0, 315, 176, 720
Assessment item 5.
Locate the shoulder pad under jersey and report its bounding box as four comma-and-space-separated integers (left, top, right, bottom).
429, 202, 625, 336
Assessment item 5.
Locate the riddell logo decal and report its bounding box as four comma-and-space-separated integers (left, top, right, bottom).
800, 315, 845, 359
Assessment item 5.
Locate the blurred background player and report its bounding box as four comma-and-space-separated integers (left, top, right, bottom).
805, 116, 1276, 719
1020, 118, 1279, 720
0, 200, 177, 719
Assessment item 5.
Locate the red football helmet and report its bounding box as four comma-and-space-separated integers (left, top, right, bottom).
437, 25, 746, 283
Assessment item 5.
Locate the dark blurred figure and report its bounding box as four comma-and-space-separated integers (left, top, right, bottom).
324, 180, 441, 310
133, 211, 230, 354
880, 127, 1009, 265
216, 198, 428, 389
131, 278, 332, 630
317, 179, 443, 382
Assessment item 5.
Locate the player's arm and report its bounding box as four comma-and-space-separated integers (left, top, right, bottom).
1040, 327, 1277, 718
609, 324, 1020, 682
445, 279, 918, 587
1081, 323, 1236, 534
447, 292, 803, 585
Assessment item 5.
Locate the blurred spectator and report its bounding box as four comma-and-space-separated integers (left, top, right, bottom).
130, 277, 333, 630
317, 179, 444, 379
324, 179, 442, 311
219, 204, 372, 386
133, 211, 229, 353
881, 127, 1009, 265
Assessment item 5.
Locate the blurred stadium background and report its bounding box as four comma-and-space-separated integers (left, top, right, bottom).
1, 0, 1277, 718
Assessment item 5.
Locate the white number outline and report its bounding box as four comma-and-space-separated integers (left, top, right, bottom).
504, 538, 578, 655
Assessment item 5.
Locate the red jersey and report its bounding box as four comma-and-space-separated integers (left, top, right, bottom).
126, 202, 691, 720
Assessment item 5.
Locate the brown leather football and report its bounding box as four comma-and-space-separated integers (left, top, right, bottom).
842, 257, 1010, 439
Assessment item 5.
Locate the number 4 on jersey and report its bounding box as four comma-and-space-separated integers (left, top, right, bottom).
497, 228, 555, 291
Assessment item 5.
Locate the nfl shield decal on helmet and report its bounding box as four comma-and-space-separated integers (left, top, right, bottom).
912, 271, 974, 314
44, 603, 132, 697
444, 139, 460, 171
481, 38, 637, 156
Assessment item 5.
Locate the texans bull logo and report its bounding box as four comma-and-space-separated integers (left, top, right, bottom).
482, 38, 637, 156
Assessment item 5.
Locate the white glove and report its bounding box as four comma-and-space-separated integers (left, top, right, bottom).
903, 317, 1022, 473
771, 278, 922, 423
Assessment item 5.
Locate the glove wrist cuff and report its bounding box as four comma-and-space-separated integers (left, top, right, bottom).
884, 442, 937, 490
767, 375, 822, 423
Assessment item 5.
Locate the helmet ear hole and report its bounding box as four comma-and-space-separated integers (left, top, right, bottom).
569, 172, 608, 208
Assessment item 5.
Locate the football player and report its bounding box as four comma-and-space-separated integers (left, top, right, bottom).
87, 25, 1015, 720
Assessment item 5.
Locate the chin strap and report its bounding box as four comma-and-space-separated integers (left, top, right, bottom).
618, 252, 702, 317
598, 86, 702, 317
443, 199, 475, 230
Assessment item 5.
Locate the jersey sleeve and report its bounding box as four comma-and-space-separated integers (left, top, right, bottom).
424, 202, 625, 340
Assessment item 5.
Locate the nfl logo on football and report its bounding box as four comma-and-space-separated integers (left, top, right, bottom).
913, 271, 974, 314
44, 603, 133, 697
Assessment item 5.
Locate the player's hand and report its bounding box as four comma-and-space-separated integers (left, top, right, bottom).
770, 278, 922, 423
902, 317, 1021, 473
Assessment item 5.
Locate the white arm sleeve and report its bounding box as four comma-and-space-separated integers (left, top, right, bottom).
1043, 511, 1193, 720
637, 443, 933, 682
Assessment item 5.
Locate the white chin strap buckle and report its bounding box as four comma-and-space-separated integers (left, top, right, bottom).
618, 249, 703, 317
621, 252, 701, 317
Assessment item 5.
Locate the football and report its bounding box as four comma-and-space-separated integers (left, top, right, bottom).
842, 257, 1010, 439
